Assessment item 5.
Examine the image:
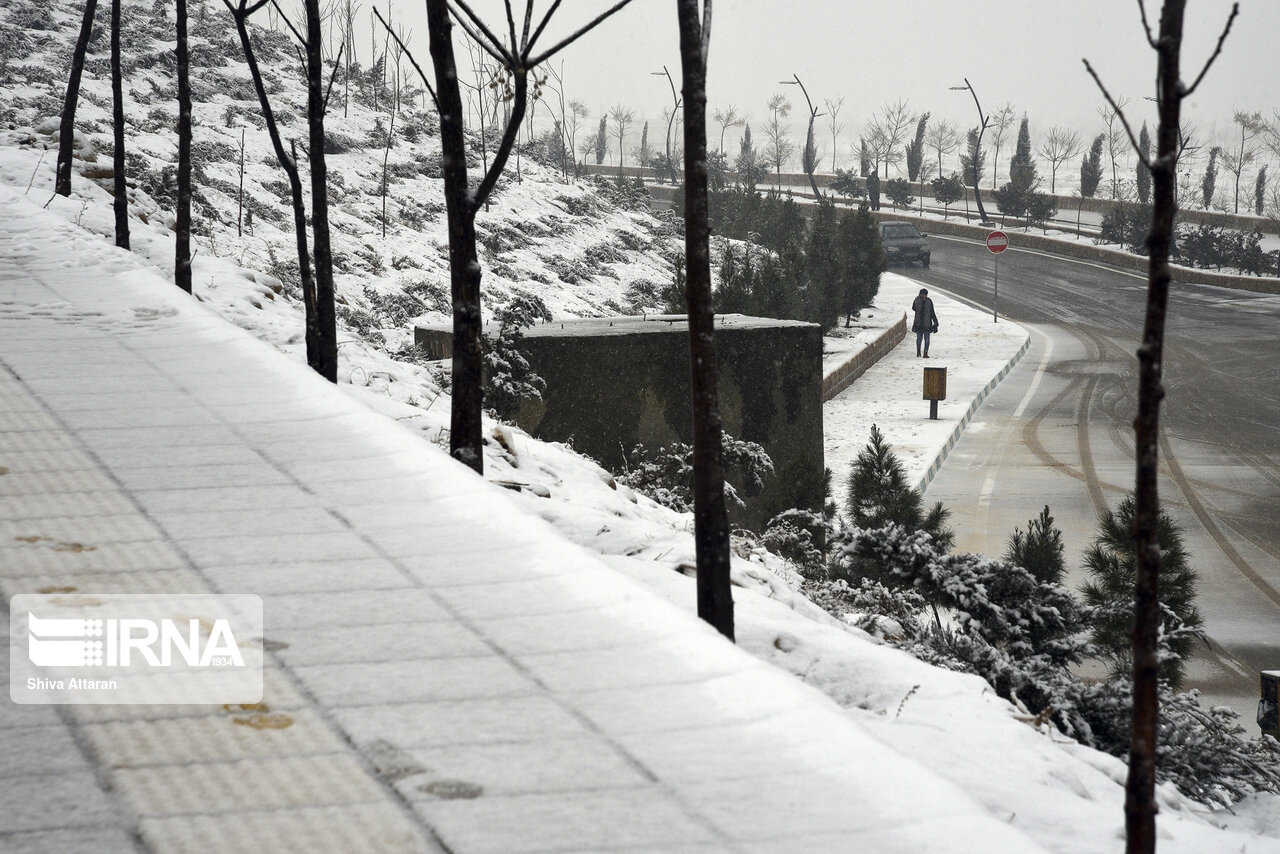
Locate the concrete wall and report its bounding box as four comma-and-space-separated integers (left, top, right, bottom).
417, 316, 825, 530
822, 314, 907, 402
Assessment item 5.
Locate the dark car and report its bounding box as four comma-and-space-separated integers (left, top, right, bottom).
879, 221, 931, 268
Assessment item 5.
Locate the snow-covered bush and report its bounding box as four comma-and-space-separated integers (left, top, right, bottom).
1080, 496, 1204, 688
618, 434, 773, 514
482, 294, 552, 422
844, 424, 953, 549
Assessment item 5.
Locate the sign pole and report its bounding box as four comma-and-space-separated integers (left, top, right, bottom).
985, 230, 1008, 323
993, 254, 998, 322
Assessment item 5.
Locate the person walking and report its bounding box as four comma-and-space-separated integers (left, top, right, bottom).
912, 288, 938, 357
867, 170, 881, 211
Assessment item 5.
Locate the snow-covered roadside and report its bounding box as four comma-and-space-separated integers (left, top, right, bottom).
3, 172, 1278, 853
824, 272, 1029, 501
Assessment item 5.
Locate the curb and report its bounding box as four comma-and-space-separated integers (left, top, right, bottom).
916, 331, 1032, 494
821, 312, 908, 402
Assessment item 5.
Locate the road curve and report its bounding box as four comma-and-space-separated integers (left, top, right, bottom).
912, 234, 1280, 720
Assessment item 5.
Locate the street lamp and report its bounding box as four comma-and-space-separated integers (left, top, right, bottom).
653, 67, 681, 185
781, 74, 825, 200
950, 78, 992, 223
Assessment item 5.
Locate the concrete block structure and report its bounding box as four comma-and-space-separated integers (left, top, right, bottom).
417, 314, 825, 529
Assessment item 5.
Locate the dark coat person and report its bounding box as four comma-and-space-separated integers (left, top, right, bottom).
911, 288, 938, 357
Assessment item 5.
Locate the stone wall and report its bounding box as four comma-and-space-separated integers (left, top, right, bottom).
417, 315, 824, 530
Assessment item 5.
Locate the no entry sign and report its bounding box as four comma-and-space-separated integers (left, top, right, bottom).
986, 231, 1009, 254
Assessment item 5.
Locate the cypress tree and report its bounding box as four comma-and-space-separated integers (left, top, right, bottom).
595, 115, 607, 165
1201, 147, 1219, 209
905, 113, 929, 182
1136, 122, 1152, 205
1256, 165, 1268, 216
1080, 133, 1104, 198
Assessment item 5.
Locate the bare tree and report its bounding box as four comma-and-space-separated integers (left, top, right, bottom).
988, 102, 1016, 188
1037, 127, 1082, 194
712, 104, 744, 155
566, 98, 589, 177
109, 0, 129, 249
676, 0, 732, 640
763, 93, 792, 187
1099, 98, 1131, 199
225, 0, 338, 381
609, 104, 634, 174
55, 0, 100, 197
175, 0, 193, 291
391, 0, 636, 472
824, 96, 845, 172
866, 99, 913, 177
1083, 3, 1238, 852
1219, 110, 1261, 213
926, 119, 960, 180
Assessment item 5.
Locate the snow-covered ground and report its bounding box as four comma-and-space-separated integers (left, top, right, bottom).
3, 0, 1279, 849
825, 273, 1029, 498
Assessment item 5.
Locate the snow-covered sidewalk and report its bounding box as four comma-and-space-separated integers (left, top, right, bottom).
0, 186, 1050, 852
825, 273, 1030, 500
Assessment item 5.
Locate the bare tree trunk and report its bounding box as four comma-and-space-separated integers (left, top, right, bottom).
305, 0, 339, 383
427, 0, 486, 472
381, 107, 395, 238
56, 0, 99, 197
109, 0, 129, 249
175, 0, 192, 291
1083, 4, 1237, 852
228, 1, 319, 376
237, 129, 245, 236
677, 0, 732, 640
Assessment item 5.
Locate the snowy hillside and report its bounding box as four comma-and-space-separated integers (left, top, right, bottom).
0, 0, 680, 353
2, 1, 1280, 851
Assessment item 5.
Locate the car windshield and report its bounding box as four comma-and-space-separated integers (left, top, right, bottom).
883, 225, 921, 239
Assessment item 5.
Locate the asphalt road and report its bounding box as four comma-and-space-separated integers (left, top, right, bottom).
911, 234, 1280, 722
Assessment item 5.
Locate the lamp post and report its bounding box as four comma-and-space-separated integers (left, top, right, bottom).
653, 67, 681, 185
950, 78, 991, 223
781, 74, 825, 200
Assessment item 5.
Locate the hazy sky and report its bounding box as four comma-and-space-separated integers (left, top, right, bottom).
374, 1, 1277, 165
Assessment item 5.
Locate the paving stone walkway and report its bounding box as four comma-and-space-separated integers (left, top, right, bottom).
0, 188, 1044, 853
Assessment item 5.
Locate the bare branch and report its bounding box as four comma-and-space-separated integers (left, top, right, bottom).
503, 0, 518, 60
1183, 3, 1239, 97
470, 70, 527, 210
1083, 59, 1151, 169
449, 0, 511, 64
373, 7, 437, 107
322, 41, 344, 114
525, 0, 564, 58
270, 0, 308, 47
1136, 0, 1156, 49
520, 0, 533, 52
527, 0, 635, 68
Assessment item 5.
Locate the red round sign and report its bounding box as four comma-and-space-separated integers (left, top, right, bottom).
986, 231, 1009, 254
